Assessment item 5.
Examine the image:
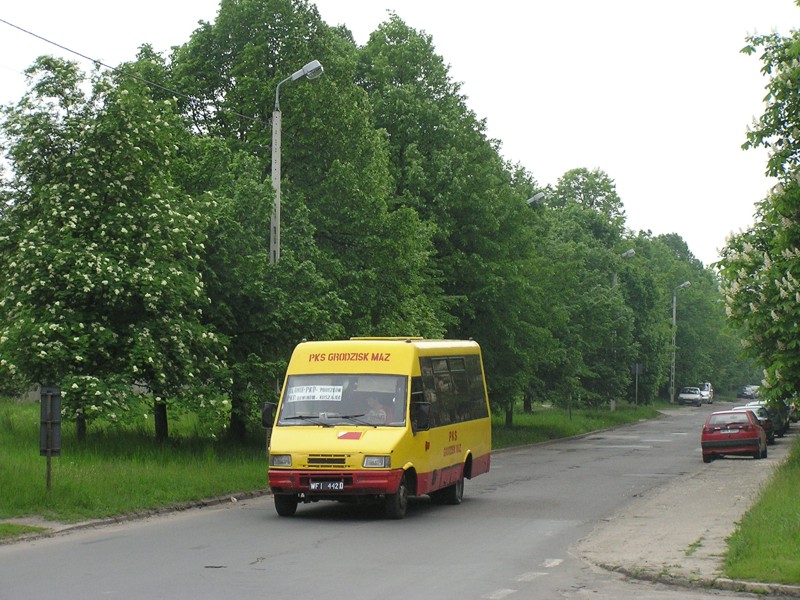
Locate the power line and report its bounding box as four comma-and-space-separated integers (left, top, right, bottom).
0, 16, 266, 126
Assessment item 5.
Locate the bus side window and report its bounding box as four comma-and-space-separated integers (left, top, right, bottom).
410, 376, 430, 432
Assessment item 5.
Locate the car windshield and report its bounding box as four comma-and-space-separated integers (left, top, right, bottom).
680, 387, 698, 393
708, 413, 750, 426
276, 373, 407, 427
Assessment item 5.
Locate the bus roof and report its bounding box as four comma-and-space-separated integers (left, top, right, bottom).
288, 338, 482, 375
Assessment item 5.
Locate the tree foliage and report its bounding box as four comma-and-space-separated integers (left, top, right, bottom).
718, 24, 800, 401
0, 57, 225, 439
0, 2, 754, 442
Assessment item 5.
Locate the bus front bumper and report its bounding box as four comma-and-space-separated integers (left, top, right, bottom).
269, 469, 405, 497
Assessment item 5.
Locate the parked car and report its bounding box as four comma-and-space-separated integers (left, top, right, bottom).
699, 382, 714, 404
776, 398, 793, 432
775, 397, 795, 429
733, 405, 775, 444
677, 386, 703, 407
701, 409, 767, 463
737, 385, 759, 400
746, 401, 789, 437
788, 398, 798, 423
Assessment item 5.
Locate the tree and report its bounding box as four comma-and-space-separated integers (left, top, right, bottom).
542, 169, 637, 407
551, 168, 627, 237
357, 14, 557, 422
0, 56, 225, 440
718, 23, 800, 400
167, 0, 446, 437
182, 138, 346, 438
719, 212, 800, 399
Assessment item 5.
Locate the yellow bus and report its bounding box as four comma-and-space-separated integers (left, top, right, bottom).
264, 337, 492, 519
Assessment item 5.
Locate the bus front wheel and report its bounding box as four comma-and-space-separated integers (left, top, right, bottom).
385, 474, 409, 519
274, 494, 298, 517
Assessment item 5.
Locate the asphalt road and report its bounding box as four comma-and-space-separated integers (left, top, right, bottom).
1, 402, 794, 599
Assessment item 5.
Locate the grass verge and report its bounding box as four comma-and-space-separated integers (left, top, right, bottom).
0, 523, 48, 540
0, 398, 265, 524
724, 436, 800, 585
491, 403, 661, 449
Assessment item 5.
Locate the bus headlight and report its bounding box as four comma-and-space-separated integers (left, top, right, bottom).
363, 456, 391, 468
269, 454, 292, 467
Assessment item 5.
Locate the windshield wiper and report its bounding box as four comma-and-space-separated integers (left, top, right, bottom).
337, 414, 376, 426
282, 415, 332, 427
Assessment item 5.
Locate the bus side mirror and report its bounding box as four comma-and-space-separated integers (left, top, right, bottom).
411, 402, 430, 433
261, 402, 277, 428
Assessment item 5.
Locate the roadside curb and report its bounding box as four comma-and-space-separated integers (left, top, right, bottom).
604, 564, 800, 598
1, 489, 272, 545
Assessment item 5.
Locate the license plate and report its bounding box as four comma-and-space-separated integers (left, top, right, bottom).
310, 480, 344, 491
720, 429, 737, 434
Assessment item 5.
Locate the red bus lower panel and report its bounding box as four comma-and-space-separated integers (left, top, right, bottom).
269, 469, 404, 497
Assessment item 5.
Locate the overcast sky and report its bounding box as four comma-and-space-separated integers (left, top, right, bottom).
2, 1, 799, 266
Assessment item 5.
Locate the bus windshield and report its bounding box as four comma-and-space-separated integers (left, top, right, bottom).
277, 374, 407, 427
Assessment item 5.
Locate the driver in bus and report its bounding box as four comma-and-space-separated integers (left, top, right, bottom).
366, 396, 388, 424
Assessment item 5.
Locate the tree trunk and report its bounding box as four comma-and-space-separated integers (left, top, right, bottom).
76, 414, 86, 442
228, 373, 248, 442
154, 399, 168, 442
523, 390, 532, 413
505, 405, 514, 429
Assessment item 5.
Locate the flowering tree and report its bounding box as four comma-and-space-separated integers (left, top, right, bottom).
718, 25, 800, 400
0, 56, 226, 439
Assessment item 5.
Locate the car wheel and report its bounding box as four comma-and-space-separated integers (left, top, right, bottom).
763, 445, 768, 459
703, 454, 713, 463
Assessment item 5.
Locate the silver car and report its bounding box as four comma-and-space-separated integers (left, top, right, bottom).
677, 386, 703, 407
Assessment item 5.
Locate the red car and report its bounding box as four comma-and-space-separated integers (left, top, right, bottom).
701, 410, 767, 463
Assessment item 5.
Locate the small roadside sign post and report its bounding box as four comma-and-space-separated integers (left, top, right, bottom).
39, 386, 62, 492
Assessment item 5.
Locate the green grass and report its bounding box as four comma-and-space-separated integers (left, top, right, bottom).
0, 523, 48, 539
491, 403, 662, 449
724, 437, 800, 585
0, 398, 266, 524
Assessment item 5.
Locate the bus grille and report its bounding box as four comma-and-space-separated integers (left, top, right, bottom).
306, 454, 348, 468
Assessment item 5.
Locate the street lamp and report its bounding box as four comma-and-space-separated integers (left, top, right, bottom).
612, 249, 635, 286
669, 281, 691, 403
526, 192, 545, 206
270, 59, 324, 264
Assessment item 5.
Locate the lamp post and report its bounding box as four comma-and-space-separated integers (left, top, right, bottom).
270, 59, 324, 264
669, 281, 691, 403
526, 192, 545, 207
612, 248, 635, 287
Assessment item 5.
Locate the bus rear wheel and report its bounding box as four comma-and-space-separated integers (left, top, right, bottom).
385, 474, 409, 519
431, 476, 464, 505
274, 494, 298, 517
